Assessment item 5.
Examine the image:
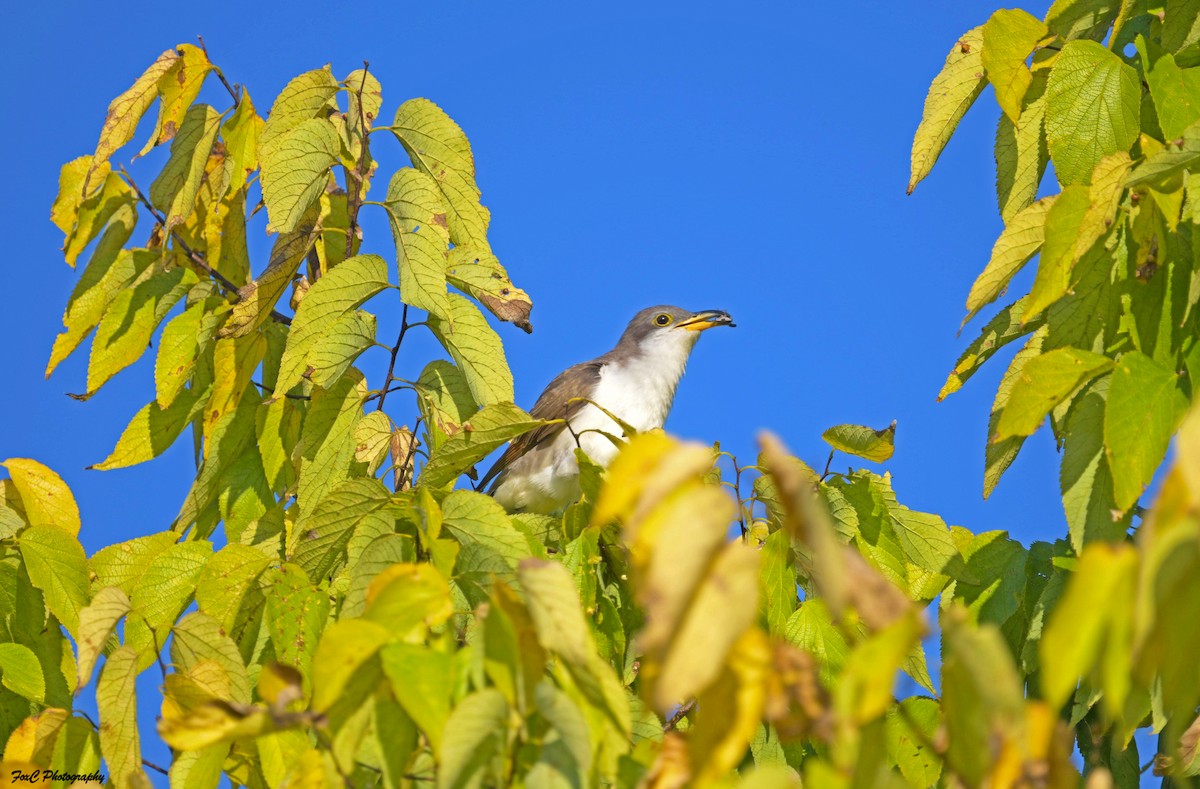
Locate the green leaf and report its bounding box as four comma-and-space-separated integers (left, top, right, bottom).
759, 529, 797, 638
447, 247, 533, 332
383, 167, 452, 321
222, 88, 264, 190
263, 564, 329, 688
258, 66, 338, 158
89, 49, 181, 182
0, 643, 45, 702
90, 387, 208, 470
427, 293, 514, 405
518, 560, 631, 737
87, 264, 195, 394
1039, 544, 1137, 709
1044, 0, 1121, 41
964, 197, 1055, 324
391, 98, 491, 249
380, 643, 454, 752
0, 458, 81, 536
940, 607, 1025, 789
297, 369, 365, 514
257, 396, 302, 492
981, 9, 1049, 123
311, 618, 391, 712
942, 298, 1040, 401
821, 422, 896, 462
362, 563, 453, 639
290, 478, 397, 582
352, 411, 394, 475
441, 490, 531, 573
45, 208, 141, 377
419, 403, 542, 488
1126, 121, 1200, 186
89, 532, 178, 595
306, 310, 376, 389
1025, 184, 1093, 319
995, 67, 1050, 221
174, 389, 260, 531
17, 526, 89, 636
261, 118, 338, 234
342, 534, 417, 618
1045, 40, 1140, 186
887, 698, 942, 787
194, 544, 271, 634
220, 207, 322, 338
986, 328, 1045, 496
1146, 49, 1200, 140
1105, 351, 1189, 510
415, 360, 479, 448
275, 254, 389, 395
1060, 376, 1128, 552
785, 600, 849, 686
993, 347, 1113, 440
149, 103, 222, 231
75, 586, 131, 691
96, 646, 148, 787
155, 298, 220, 408
1163, 0, 1200, 52
436, 688, 509, 789
171, 611, 251, 703
125, 540, 212, 664
909, 27, 986, 194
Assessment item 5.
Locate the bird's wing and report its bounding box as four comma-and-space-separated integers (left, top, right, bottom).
479, 358, 606, 493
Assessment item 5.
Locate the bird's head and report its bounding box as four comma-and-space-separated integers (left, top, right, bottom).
618, 305, 736, 359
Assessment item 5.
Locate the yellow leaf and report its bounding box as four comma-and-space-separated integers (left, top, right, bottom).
0, 458, 81, 535
687, 629, 772, 785
310, 619, 390, 712
89, 49, 181, 188
363, 563, 454, 640
2, 708, 68, 765
75, 587, 131, 691
909, 27, 986, 194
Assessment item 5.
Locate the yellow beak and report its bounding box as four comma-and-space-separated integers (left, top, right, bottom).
677, 309, 736, 331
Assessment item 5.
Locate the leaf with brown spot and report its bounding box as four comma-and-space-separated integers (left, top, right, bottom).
88, 48, 181, 190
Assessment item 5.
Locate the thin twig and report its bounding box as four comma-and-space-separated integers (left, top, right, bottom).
732, 455, 748, 539
143, 759, 170, 776
375, 304, 410, 412
344, 61, 372, 262
195, 37, 240, 107
252, 380, 310, 401
119, 166, 292, 326
820, 450, 835, 481
664, 700, 696, 731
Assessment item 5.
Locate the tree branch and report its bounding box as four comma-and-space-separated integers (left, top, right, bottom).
196, 36, 240, 107
375, 304, 411, 412
118, 166, 292, 326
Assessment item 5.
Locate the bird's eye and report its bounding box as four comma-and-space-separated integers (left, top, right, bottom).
655, 313, 672, 326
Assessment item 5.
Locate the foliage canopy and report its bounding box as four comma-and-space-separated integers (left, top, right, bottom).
6, 3, 1200, 785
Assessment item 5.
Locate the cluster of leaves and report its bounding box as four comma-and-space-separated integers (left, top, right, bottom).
909, 0, 1200, 782
6, 2, 1200, 783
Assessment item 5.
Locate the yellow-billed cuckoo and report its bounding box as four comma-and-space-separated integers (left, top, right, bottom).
480, 305, 734, 513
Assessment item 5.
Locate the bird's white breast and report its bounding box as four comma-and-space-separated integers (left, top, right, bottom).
492, 328, 699, 513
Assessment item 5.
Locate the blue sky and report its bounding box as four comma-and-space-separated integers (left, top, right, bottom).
1, 0, 1079, 780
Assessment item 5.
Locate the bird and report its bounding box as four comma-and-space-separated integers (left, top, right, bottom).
480, 305, 735, 514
